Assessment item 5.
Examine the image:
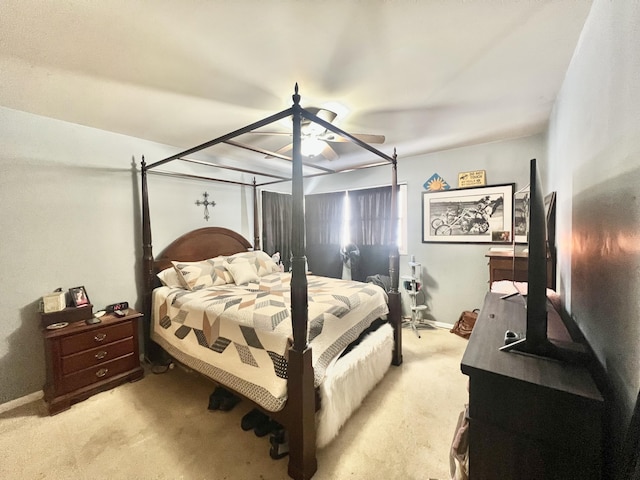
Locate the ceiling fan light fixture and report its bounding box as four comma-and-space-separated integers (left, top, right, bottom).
301, 137, 326, 157
306, 122, 327, 135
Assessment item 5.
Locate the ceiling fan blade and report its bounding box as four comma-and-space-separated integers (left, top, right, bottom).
275, 144, 293, 155
265, 143, 293, 159
321, 143, 339, 161
305, 107, 337, 124
266, 141, 338, 161
301, 108, 338, 136
320, 132, 386, 144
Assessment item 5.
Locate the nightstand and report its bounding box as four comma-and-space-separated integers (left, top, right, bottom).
41, 308, 144, 415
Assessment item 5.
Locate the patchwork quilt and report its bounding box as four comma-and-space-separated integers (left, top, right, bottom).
151, 272, 389, 412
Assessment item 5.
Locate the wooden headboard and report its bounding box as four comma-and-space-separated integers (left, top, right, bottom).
153, 227, 253, 273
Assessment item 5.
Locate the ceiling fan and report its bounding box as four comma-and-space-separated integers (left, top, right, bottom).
250, 107, 385, 160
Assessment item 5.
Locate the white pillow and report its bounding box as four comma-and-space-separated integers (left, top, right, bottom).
172, 257, 233, 291
157, 267, 183, 288
224, 258, 260, 285
227, 251, 280, 276
254, 250, 281, 275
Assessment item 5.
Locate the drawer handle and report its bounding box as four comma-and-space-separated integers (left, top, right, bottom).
95, 351, 108, 360
96, 368, 109, 378
94, 333, 107, 342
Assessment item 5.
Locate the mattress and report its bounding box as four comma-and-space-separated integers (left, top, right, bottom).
151, 272, 389, 412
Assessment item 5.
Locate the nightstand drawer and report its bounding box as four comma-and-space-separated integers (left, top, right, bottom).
60, 321, 135, 356
62, 337, 135, 374
62, 353, 137, 393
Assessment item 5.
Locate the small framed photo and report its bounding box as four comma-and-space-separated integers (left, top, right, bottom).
69, 286, 90, 307
492, 230, 511, 242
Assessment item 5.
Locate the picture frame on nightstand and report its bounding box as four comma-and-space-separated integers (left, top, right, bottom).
69, 286, 90, 307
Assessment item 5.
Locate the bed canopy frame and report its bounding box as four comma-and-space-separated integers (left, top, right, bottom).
140, 85, 402, 480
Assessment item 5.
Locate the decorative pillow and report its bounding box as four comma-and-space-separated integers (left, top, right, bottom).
254, 250, 281, 275
171, 256, 233, 291
157, 267, 184, 288
224, 258, 260, 285
227, 250, 280, 277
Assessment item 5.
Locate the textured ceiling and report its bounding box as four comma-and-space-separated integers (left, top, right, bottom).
0, 0, 592, 171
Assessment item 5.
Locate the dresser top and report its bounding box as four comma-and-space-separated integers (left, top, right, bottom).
42, 309, 142, 339
461, 292, 603, 403
485, 249, 528, 259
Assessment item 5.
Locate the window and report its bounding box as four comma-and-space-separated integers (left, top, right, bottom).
261, 184, 407, 277
342, 184, 407, 255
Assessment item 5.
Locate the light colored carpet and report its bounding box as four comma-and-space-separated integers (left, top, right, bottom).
0, 325, 469, 480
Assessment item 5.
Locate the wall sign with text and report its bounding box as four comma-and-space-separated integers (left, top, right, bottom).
458, 170, 486, 187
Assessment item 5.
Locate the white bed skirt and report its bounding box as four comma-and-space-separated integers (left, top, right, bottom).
316, 323, 394, 448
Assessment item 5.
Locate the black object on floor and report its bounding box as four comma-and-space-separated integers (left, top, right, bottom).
255, 419, 282, 438
242, 408, 268, 431
269, 428, 289, 460
208, 387, 240, 411
208, 387, 226, 410
251, 413, 271, 437
219, 390, 240, 411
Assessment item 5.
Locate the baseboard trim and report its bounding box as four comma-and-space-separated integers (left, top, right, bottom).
424, 319, 453, 330
0, 390, 44, 414
402, 317, 452, 330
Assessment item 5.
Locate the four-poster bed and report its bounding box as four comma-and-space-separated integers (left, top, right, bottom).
140, 85, 402, 480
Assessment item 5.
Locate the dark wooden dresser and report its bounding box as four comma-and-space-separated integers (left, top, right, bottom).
460, 293, 603, 479
41, 308, 144, 415
486, 250, 554, 289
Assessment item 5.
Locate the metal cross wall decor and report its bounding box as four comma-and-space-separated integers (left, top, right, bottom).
195, 192, 216, 221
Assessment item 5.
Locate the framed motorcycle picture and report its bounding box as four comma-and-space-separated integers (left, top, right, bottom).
514, 186, 530, 244
422, 183, 514, 243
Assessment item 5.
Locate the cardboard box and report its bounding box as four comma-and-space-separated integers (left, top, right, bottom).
42, 291, 66, 313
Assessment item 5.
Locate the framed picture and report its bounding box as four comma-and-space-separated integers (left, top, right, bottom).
544, 192, 556, 229
69, 286, 90, 307
492, 230, 511, 242
514, 187, 530, 244
545, 191, 557, 249
545, 191, 557, 289
422, 183, 514, 243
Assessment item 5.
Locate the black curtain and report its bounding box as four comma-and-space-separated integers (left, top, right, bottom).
263, 187, 396, 281
261, 191, 292, 271
305, 191, 345, 278
349, 186, 395, 245
348, 186, 396, 281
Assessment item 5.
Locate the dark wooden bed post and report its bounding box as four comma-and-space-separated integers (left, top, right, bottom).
287, 84, 317, 480
140, 156, 157, 360
388, 150, 403, 366
252, 178, 261, 250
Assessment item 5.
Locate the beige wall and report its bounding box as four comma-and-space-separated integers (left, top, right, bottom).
0, 107, 250, 404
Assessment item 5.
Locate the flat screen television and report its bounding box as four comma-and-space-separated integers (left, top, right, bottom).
500, 159, 584, 363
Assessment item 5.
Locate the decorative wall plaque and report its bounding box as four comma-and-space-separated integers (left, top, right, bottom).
458, 170, 486, 187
